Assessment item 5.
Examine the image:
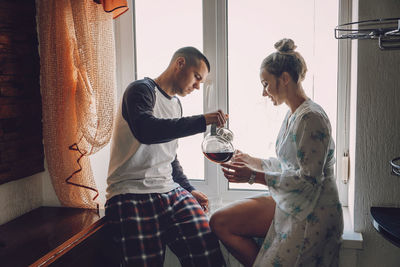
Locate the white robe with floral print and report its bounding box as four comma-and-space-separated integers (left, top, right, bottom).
253, 99, 343, 267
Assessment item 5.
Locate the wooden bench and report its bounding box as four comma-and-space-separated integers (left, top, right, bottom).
0, 207, 122, 267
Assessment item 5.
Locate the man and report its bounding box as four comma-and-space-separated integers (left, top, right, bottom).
105, 47, 226, 267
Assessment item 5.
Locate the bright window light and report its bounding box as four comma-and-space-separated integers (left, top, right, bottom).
135, 0, 204, 180
227, 0, 338, 190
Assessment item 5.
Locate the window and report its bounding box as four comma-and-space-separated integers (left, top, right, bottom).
134, 0, 204, 180
227, 1, 339, 191
112, 0, 349, 206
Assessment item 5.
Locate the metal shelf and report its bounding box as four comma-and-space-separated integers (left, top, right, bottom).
335, 17, 400, 50
390, 157, 400, 176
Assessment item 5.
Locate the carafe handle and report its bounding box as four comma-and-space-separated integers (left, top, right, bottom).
211, 124, 217, 136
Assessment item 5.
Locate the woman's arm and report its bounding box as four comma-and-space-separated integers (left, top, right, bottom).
220, 112, 333, 219
221, 113, 331, 189
263, 112, 332, 191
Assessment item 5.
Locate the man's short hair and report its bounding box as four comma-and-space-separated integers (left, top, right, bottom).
171, 47, 210, 72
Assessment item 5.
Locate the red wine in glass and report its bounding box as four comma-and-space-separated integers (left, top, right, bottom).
204, 152, 234, 163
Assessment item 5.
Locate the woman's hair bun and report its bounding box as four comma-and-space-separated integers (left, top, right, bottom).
274, 38, 297, 53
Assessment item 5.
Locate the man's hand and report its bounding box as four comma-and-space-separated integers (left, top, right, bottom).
204, 110, 228, 127
190, 190, 209, 213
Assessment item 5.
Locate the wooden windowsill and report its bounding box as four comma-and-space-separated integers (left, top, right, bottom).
0, 206, 106, 267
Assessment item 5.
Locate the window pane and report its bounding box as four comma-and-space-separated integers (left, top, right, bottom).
135, 0, 204, 180
228, 0, 338, 190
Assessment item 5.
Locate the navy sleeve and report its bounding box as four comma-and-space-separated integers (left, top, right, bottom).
171, 156, 195, 192
121, 81, 206, 144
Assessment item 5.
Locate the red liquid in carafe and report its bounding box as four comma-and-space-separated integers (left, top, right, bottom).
204, 152, 233, 163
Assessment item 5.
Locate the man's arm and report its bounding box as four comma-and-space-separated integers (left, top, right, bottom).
171, 155, 195, 192
122, 82, 206, 145
171, 156, 209, 211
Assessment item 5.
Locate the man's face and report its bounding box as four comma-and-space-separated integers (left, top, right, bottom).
175, 59, 209, 97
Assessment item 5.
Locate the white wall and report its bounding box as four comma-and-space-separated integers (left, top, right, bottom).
41, 159, 60, 207
0, 173, 43, 225
90, 144, 111, 208
0, 157, 61, 225
352, 1, 400, 266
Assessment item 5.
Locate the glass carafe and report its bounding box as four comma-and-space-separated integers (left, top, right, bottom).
202, 124, 234, 163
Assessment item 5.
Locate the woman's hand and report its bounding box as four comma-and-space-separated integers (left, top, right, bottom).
220, 161, 255, 183
231, 150, 262, 170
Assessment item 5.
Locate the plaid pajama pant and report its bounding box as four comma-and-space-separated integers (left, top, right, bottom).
105, 187, 225, 267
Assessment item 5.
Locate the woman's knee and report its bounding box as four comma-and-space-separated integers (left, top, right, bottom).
209, 209, 228, 234
209, 203, 246, 236
211, 197, 275, 238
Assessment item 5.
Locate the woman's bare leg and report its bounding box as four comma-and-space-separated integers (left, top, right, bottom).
210, 195, 275, 267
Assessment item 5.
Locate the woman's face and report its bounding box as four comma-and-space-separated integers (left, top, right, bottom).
260, 68, 284, 106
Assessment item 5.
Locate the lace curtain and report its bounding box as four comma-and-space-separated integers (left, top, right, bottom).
36, 0, 117, 208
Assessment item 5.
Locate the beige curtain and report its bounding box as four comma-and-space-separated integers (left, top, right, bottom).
36, 0, 116, 208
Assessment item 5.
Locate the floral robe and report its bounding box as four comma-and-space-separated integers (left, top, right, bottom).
253, 99, 343, 267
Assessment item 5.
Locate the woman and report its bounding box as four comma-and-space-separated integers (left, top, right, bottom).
210, 38, 343, 267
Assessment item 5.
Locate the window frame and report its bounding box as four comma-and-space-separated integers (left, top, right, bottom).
335, 0, 352, 207
187, 0, 265, 203
113, 0, 351, 207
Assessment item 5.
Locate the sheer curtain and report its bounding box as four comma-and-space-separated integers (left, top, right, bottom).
36, 0, 117, 208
